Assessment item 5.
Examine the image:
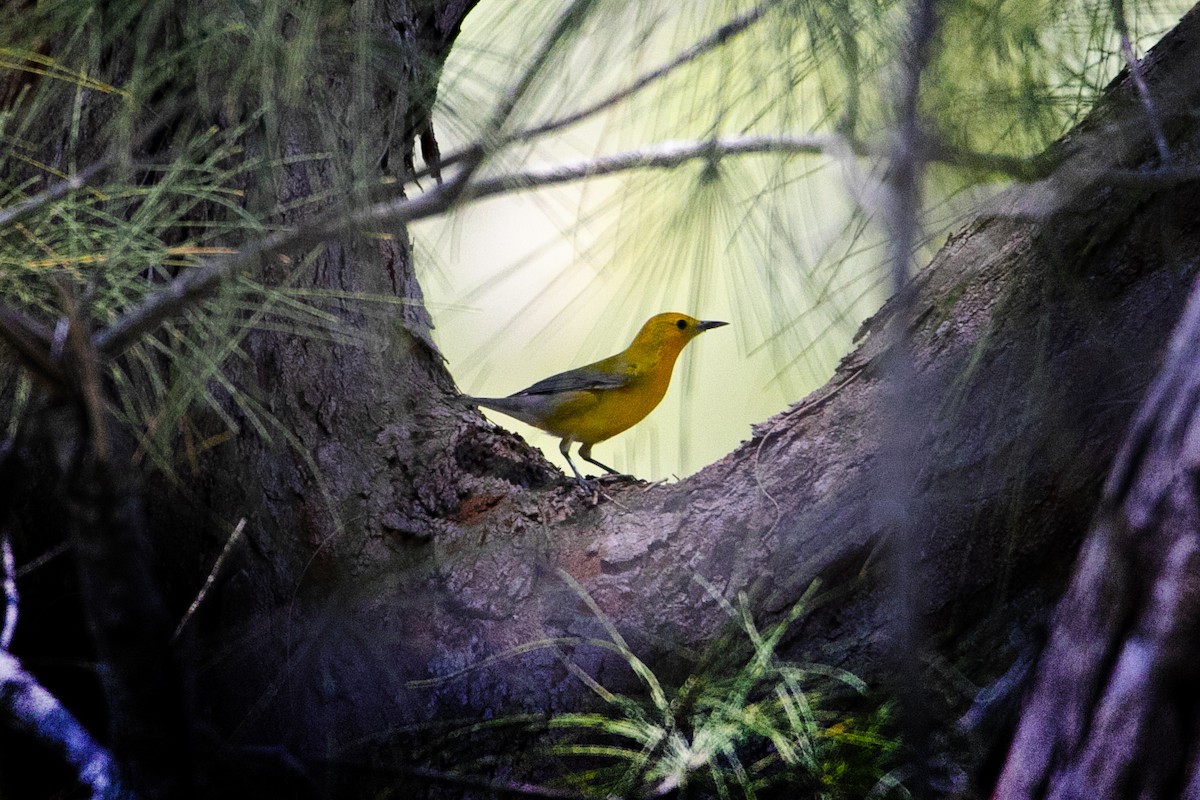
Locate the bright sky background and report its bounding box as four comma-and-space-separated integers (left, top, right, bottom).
412, 0, 1180, 481
413, 0, 895, 481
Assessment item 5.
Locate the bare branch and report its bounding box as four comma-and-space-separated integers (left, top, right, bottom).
0, 160, 110, 232
409, 0, 598, 186
172, 517, 246, 642
91, 164, 476, 358
0, 105, 183, 231
1113, 0, 1171, 166
1, 533, 122, 800
459, 134, 1049, 198
528, 2, 778, 138
14, 541, 70, 578
84, 132, 1098, 360
1, 535, 15, 651
409, 0, 781, 185
0, 650, 123, 800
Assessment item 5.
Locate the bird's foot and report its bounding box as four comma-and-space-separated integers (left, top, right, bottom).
595, 472, 640, 484
571, 476, 601, 504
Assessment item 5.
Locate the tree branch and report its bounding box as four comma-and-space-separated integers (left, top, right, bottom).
0, 305, 64, 392
0, 159, 109, 232
874, 0, 940, 794
1112, 0, 1171, 166
0, 650, 123, 800
85, 32, 1200, 373
90, 164, 476, 358
92, 125, 1173, 362
1, 535, 15, 651
415, 0, 783, 182
1, 531, 122, 800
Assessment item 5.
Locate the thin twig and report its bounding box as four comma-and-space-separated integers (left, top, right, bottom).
487, 0, 595, 138
1112, 0, 1171, 166
876, 0, 940, 797
427, 0, 601, 188
172, 518, 246, 642
14, 540, 71, 578
0, 159, 110, 232
426, 133, 1052, 199
0, 98, 185, 232
511, 1, 780, 148
415, 0, 780, 184
91, 161, 473, 357
90, 131, 1067, 359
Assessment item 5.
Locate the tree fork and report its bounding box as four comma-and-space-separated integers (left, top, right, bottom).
198, 4, 1200, 765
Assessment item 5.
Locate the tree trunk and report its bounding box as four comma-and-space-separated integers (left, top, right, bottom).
995, 190, 1200, 798
3, 0, 481, 791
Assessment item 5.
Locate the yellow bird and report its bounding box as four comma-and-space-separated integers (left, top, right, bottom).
469, 312, 728, 485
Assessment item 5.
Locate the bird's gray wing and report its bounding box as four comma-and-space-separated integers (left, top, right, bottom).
514, 362, 630, 395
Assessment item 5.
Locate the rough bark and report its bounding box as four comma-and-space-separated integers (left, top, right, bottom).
994, 251, 1200, 798
195, 1, 1200, 770
2, 0, 482, 792
182, 0, 480, 577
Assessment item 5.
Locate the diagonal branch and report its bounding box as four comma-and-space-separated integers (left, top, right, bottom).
1112, 0, 1171, 166
91, 165, 476, 358
0, 305, 64, 391
96, 128, 1173, 362
415, 0, 783, 182
0, 159, 110, 232
0, 650, 123, 800
520, 0, 779, 141
1, 525, 122, 800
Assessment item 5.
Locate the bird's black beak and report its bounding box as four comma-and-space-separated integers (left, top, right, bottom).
697, 320, 729, 332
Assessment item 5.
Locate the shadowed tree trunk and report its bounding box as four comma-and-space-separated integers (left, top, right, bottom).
995, 242, 1200, 799
2, 0, 481, 794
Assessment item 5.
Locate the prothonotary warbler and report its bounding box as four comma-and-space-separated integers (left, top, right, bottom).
469, 312, 728, 485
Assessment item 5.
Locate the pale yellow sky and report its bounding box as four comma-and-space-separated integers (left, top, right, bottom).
413, 0, 889, 481
411, 0, 1186, 481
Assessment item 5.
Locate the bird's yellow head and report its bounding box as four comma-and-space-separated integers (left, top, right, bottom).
629, 312, 728, 357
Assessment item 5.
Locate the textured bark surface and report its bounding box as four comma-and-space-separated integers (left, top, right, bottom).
193, 5, 1200, 767
994, 273, 1200, 799
3, 0, 485, 790
181, 0, 480, 580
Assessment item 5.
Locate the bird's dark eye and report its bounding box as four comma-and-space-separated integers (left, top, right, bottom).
676, 319, 688, 330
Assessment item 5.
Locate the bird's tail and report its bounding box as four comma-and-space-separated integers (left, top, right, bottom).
466, 395, 545, 429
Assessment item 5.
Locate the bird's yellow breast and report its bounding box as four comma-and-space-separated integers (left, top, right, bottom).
539, 369, 673, 445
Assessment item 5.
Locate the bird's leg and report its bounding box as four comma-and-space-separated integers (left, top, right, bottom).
579, 443, 620, 476
559, 439, 591, 488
